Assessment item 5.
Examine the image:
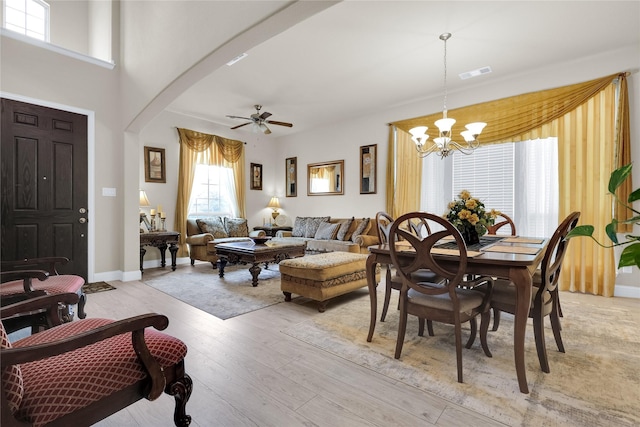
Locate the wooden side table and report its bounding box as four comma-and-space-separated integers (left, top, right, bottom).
140, 231, 180, 272
253, 225, 293, 237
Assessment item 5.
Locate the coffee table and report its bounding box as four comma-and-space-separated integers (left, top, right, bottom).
214, 240, 306, 286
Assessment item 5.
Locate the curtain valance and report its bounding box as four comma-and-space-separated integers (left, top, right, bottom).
177, 128, 243, 163
390, 73, 623, 145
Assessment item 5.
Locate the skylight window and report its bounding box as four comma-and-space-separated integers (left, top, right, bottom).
3, 0, 50, 42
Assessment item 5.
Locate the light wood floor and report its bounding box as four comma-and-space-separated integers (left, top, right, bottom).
85, 270, 511, 427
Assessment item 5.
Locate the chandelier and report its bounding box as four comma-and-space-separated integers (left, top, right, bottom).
409, 33, 486, 158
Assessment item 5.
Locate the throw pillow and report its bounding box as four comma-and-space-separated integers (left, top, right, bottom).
196, 217, 228, 238
304, 216, 330, 238
292, 217, 307, 237
336, 217, 354, 241
225, 217, 249, 237
351, 218, 372, 242
314, 221, 340, 240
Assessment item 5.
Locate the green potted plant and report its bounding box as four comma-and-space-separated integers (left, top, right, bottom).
566, 163, 640, 268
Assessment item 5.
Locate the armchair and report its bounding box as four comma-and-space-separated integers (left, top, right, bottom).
1, 293, 193, 426
1, 257, 87, 322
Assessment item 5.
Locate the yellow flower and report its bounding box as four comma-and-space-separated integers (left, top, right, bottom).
465, 199, 478, 210
448, 201, 456, 209
458, 209, 471, 220
469, 213, 480, 225
489, 208, 501, 218
459, 190, 471, 200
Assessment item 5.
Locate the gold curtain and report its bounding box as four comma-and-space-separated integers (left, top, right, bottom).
387, 126, 422, 219
174, 128, 245, 257
387, 73, 631, 296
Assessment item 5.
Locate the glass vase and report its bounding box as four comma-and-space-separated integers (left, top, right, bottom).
461, 227, 480, 245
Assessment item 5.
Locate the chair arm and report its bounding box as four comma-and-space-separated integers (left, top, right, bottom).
1, 292, 80, 326
185, 233, 214, 245
0, 269, 48, 291
353, 234, 380, 247
1, 257, 69, 275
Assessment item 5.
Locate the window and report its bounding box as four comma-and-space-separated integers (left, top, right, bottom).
188, 164, 236, 218
3, 0, 49, 42
421, 137, 559, 238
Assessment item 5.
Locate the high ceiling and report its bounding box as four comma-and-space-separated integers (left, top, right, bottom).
165, 1, 640, 136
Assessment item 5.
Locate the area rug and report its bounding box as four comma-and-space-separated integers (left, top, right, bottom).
82, 281, 116, 294
282, 288, 640, 427
141, 262, 285, 320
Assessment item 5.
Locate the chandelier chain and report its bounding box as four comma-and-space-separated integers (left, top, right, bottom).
442, 35, 447, 112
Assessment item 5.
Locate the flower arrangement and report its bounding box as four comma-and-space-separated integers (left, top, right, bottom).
444, 190, 498, 244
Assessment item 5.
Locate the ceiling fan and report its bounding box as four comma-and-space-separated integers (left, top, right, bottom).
226, 104, 293, 135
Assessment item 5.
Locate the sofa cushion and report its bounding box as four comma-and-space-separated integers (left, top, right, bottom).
345, 217, 369, 241
314, 221, 340, 240
351, 218, 372, 242
196, 217, 228, 238
305, 216, 330, 238
225, 217, 249, 237
292, 217, 307, 237
336, 217, 354, 241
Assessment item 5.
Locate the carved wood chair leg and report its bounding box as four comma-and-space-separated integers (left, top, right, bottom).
77, 291, 87, 319
533, 311, 550, 373
480, 311, 492, 357
167, 374, 193, 427
491, 308, 501, 331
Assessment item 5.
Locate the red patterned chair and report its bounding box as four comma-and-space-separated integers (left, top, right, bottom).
1, 293, 192, 426
1, 257, 87, 324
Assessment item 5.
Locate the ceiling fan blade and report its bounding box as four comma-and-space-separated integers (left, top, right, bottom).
227, 115, 251, 120
266, 120, 293, 128
231, 122, 251, 130
259, 111, 272, 120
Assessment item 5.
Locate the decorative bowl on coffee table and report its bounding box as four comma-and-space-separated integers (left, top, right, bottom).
251, 236, 271, 245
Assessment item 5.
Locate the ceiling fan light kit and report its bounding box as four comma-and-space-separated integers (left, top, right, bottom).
409, 33, 486, 158
227, 105, 293, 134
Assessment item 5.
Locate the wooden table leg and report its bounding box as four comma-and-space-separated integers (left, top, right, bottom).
218, 259, 227, 278
169, 243, 178, 271
510, 267, 534, 394
366, 254, 379, 342
249, 263, 261, 287
140, 246, 146, 272
158, 243, 168, 267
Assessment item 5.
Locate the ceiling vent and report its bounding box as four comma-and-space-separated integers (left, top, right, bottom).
459, 66, 492, 80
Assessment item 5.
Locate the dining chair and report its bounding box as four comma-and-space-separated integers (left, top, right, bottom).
375, 212, 444, 323
489, 211, 580, 373
486, 212, 517, 236
388, 212, 494, 383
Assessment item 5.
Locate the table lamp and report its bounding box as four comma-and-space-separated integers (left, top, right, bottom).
267, 197, 281, 221
139, 190, 152, 231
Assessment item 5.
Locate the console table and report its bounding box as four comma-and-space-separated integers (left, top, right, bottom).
140, 231, 180, 272
253, 225, 292, 237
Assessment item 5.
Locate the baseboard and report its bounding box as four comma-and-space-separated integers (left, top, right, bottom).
92, 257, 192, 283
614, 284, 640, 299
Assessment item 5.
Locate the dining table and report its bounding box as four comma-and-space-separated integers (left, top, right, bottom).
365, 235, 549, 394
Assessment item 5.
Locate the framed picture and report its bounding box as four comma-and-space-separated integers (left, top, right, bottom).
285, 157, 297, 197
144, 146, 166, 183
250, 163, 263, 190
360, 144, 377, 194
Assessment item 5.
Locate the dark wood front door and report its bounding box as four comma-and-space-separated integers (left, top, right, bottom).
1, 98, 88, 280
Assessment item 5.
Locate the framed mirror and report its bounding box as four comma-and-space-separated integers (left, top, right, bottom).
308, 160, 344, 196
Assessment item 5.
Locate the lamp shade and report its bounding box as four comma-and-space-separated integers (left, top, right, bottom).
139, 190, 151, 207
267, 197, 280, 210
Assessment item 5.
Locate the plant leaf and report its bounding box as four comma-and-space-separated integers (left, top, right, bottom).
565, 225, 594, 239
629, 187, 640, 203
605, 221, 618, 244
608, 164, 632, 193
618, 243, 640, 269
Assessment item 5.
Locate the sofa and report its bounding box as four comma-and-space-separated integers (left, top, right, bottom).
185, 217, 265, 267
273, 216, 379, 254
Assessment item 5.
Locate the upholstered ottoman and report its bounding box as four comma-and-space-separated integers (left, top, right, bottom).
279, 252, 379, 312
